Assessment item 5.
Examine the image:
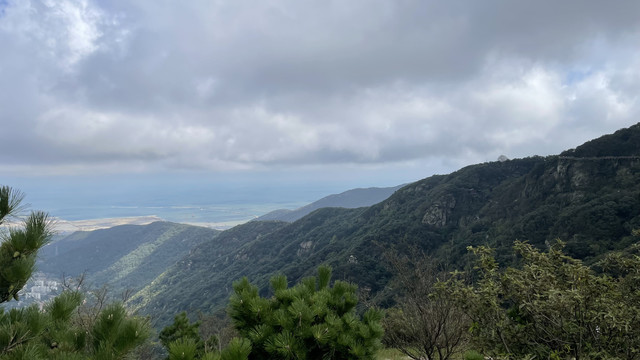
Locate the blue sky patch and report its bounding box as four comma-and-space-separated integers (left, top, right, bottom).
0, 0, 8, 17
564, 69, 595, 86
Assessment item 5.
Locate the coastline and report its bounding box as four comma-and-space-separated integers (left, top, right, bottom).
52, 215, 165, 232
51, 215, 249, 233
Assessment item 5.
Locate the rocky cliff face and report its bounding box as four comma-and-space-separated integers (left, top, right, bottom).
422, 194, 456, 227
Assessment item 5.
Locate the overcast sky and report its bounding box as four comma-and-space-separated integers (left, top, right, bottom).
1, 0, 640, 186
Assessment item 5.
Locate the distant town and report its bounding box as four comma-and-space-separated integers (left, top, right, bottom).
8, 273, 60, 310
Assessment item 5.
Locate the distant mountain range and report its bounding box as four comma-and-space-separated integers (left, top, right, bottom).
35, 123, 640, 329
254, 185, 404, 222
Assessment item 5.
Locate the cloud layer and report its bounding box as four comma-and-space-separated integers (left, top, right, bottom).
1, 0, 639, 176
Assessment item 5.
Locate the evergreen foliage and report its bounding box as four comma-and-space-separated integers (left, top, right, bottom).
160, 312, 208, 358
0, 186, 150, 359
162, 266, 383, 360
227, 265, 383, 360
445, 238, 640, 359
0, 186, 52, 303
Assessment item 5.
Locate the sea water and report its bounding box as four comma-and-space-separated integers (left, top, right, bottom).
3, 174, 362, 225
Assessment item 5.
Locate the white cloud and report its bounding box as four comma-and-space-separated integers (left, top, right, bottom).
0, 0, 112, 69
1, 0, 640, 176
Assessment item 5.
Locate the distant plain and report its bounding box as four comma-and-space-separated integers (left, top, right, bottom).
7, 175, 407, 231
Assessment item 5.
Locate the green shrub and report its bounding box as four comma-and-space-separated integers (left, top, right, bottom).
463, 350, 484, 360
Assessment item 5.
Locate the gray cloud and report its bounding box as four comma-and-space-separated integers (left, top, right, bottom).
1, 0, 640, 176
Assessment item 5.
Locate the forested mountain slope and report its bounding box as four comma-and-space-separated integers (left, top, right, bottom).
255, 185, 404, 222
127, 220, 288, 321
133, 124, 640, 327
38, 221, 220, 294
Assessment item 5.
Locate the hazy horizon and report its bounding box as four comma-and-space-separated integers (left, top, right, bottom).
4, 169, 417, 224
2, 1, 639, 220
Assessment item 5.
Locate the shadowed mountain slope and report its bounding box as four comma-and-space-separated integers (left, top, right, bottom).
132, 124, 640, 327
38, 221, 220, 294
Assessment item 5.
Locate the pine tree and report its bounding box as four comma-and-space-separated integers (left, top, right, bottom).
0, 185, 150, 359
164, 266, 383, 360
160, 312, 208, 358
228, 265, 383, 360
0, 186, 51, 303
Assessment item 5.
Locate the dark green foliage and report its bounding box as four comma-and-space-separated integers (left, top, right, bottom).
0, 187, 25, 223
167, 338, 199, 360
165, 337, 251, 360
0, 186, 150, 359
91, 303, 150, 358
160, 266, 383, 359
160, 312, 207, 358
218, 338, 252, 360
1, 187, 53, 303
0, 290, 150, 359
463, 350, 484, 360
445, 239, 640, 359
48, 291, 84, 323
227, 266, 383, 360
561, 123, 640, 157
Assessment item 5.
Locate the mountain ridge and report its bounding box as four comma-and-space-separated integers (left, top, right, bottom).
132, 123, 640, 326
254, 185, 404, 222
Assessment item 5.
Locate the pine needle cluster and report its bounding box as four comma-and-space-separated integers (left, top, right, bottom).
0, 186, 150, 359
162, 266, 383, 360
228, 265, 383, 360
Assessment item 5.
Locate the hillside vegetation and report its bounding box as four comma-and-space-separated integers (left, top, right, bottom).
38, 222, 220, 295
127, 220, 287, 323
132, 124, 640, 327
